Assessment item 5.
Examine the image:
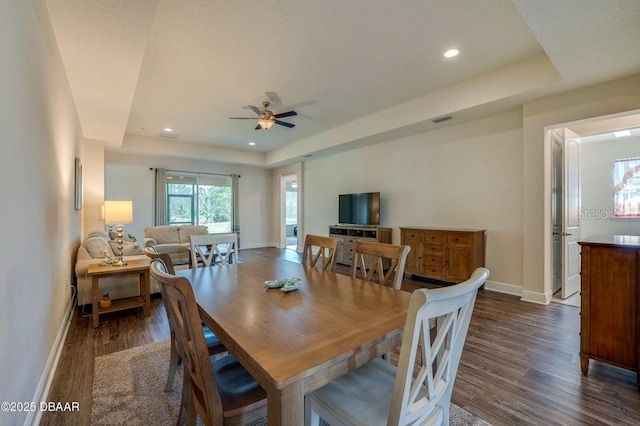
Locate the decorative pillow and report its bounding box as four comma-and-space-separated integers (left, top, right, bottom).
83, 237, 115, 259
145, 226, 179, 244
108, 231, 132, 242
178, 225, 209, 243
108, 241, 145, 256
86, 230, 110, 240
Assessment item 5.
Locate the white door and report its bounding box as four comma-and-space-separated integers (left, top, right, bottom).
561, 128, 581, 298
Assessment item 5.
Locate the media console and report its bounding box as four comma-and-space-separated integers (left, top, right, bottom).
328, 225, 392, 266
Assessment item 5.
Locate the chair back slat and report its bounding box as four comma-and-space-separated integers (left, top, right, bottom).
189, 233, 238, 268
388, 267, 490, 425
302, 235, 340, 271
350, 241, 411, 289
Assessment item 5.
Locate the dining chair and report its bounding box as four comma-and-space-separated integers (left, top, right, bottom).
302, 234, 340, 271
305, 267, 490, 426
150, 259, 267, 425
350, 240, 411, 290
189, 233, 238, 269
144, 246, 227, 392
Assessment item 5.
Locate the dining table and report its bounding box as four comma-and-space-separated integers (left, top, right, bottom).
176, 258, 412, 426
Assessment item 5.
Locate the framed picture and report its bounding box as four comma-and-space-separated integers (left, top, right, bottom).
74, 157, 82, 210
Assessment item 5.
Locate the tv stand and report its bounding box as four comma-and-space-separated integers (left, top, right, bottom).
329, 225, 392, 266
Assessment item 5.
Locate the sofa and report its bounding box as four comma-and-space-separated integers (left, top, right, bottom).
75, 230, 158, 306
142, 225, 209, 265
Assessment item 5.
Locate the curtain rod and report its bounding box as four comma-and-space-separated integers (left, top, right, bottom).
149, 167, 240, 178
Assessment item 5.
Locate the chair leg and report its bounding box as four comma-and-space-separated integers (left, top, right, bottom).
166, 335, 181, 391
177, 373, 194, 426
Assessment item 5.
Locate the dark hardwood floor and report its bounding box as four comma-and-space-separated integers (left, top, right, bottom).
41, 247, 640, 425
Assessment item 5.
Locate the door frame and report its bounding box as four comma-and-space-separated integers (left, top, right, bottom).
280, 172, 300, 251
544, 109, 640, 301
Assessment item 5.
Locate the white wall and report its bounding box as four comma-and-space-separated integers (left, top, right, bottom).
0, 1, 83, 424
83, 138, 105, 236
105, 153, 273, 248
302, 110, 524, 288
581, 135, 640, 238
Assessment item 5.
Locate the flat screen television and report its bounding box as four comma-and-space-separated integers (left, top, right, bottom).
338, 192, 380, 226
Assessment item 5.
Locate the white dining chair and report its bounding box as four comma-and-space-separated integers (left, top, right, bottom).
305, 267, 490, 426
189, 233, 238, 268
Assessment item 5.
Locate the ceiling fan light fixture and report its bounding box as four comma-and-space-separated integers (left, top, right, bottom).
258, 118, 275, 129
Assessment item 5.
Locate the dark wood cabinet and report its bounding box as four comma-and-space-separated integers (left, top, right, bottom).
400, 227, 485, 283
578, 235, 640, 390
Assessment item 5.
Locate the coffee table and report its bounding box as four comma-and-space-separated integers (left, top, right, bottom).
87, 258, 151, 328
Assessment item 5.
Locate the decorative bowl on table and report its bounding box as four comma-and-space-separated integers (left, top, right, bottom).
264, 277, 301, 291
264, 280, 284, 289
280, 281, 301, 292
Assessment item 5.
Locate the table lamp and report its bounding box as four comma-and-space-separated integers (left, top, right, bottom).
104, 200, 133, 266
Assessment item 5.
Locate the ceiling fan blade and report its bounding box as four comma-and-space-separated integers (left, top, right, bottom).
275, 120, 295, 128
229, 117, 257, 119
265, 91, 283, 108
273, 110, 297, 119
243, 105, 261, 115
255, 124, 262, 130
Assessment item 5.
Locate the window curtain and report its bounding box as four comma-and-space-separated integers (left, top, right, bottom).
155, 168, 167, 225
231, 174, 240, 247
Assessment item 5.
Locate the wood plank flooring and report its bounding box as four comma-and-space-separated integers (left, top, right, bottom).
41, 247, 640, 425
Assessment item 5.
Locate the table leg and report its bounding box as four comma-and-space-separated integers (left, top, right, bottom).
141, 269, 151, 316
267, 381, 303, 426
92, 276, 99, 328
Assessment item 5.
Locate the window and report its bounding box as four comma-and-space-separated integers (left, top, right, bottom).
613, 158, 640, 218
165, 171, 233, 232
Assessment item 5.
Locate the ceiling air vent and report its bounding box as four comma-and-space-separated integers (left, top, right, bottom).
159, 131, 178, 139
432, 115, 453, 124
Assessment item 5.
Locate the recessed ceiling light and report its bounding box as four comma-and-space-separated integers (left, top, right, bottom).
614, 130, 632, 138
163, 127, 173, 132
249, 142, 255, 146
444, 49, 459, 58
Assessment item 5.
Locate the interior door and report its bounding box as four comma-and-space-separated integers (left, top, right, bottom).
561, 128, 581, 298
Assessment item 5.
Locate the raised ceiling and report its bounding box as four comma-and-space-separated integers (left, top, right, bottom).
45, 0, 640, 168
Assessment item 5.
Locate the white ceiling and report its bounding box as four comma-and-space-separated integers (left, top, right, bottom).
45, 0, 640, 168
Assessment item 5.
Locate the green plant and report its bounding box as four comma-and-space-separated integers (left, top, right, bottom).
126, 232, 137, 242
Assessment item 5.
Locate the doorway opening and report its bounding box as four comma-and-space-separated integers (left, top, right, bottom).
547, 110, 640, 308
282, 174, 298, 251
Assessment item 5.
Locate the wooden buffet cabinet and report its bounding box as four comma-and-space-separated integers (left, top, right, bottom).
329, 225, 392, 266
400, 227, 485, 283
578, 235, 640, 389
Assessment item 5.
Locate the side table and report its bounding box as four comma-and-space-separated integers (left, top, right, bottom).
87, 258, 151, 328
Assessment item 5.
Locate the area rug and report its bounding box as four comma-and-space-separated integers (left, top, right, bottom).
91, 340, 490, 425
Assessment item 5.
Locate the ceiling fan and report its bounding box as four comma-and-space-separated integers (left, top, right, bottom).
229, 101, 297, 130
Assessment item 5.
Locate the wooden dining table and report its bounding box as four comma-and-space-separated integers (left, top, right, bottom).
176, 258, 412, 425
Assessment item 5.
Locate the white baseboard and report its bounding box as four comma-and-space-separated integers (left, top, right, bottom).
521, 289, 552, 305
484, 280, 550, 305
484, 280, 522, 296
26, 293, 75, 426
239, 243, 276, 250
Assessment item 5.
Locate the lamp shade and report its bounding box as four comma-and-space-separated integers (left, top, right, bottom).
104, 201, 133, 225
258, 118, 274, 129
